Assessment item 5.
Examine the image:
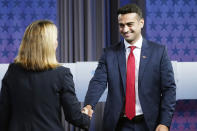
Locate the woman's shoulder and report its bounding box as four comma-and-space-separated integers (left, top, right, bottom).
55, 65, 70, 73
54, 66, 73, 85
8, 63, 71, 73
54, 66, 73, 77
7, 63, 22, 71
2, 63, 21, 80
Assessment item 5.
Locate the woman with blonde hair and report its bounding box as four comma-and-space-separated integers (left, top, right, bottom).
0, 20, 92, 131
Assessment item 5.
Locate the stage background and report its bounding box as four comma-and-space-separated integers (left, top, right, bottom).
0, 0, 196, 63
0, 0, 197, 131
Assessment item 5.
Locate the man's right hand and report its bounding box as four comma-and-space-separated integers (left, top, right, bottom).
82, 105, 93, 118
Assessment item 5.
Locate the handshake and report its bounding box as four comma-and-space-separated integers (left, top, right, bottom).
81, 105, 93, 118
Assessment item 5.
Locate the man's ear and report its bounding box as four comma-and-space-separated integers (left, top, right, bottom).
140, 18, 144, 28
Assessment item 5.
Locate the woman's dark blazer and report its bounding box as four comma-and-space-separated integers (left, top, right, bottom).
0, 63, 90, 131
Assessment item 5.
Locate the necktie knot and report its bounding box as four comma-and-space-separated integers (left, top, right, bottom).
129, 46, 136, 52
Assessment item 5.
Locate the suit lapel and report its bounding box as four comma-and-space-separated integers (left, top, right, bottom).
138, 39, 152, 87
116, 41, 127, 93
116, 39, 152, 93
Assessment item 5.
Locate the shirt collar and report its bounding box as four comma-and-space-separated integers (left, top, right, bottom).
124, 35, 143, 50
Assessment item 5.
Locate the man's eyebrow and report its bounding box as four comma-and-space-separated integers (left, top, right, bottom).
126, 22, 134, 24
119, 22, 134, 25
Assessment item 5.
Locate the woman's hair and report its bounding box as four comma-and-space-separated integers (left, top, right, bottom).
15, 20, 59, 71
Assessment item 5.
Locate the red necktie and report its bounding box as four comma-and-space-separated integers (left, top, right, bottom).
125, 46, 136, 120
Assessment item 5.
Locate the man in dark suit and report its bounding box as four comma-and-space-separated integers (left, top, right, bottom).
84, 4, 176, 131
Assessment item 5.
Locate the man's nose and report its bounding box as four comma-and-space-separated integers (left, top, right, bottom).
123, 26, 129, 33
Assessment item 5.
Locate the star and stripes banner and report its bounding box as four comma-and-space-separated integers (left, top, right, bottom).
145, 1, 197, 130
170, 100, 197, 131
1, 0, 196, 63
146, 0, 197, 61
0, 0, 56, 63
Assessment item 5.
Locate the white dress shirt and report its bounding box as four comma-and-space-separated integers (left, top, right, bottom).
124, 36, 143, 116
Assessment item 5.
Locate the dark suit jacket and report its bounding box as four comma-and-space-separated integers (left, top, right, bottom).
85, 39, 176, 131
0, 63, 90, 131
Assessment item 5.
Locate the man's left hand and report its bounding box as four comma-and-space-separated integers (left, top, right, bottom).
155, 124, 168, 131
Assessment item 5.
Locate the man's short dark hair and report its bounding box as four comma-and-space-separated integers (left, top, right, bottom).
117, 4, 143, 19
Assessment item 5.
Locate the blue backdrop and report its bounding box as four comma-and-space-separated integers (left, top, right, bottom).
0, 0, 56, 63
0, 0, 196, 63
146, 0, 197, 62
